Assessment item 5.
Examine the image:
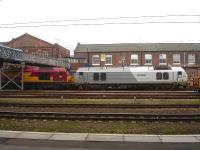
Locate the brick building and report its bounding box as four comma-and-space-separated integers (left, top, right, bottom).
74, 43, 200, 85
2, 33, 70, 58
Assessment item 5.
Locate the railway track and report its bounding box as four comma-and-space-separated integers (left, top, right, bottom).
0, 111, 200, 122
0, 103, 200, 109
0, 91, 199, 99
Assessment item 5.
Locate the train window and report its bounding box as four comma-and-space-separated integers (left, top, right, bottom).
79, 72, 83, 76
163, 72, 169, 80
100, 73, 106, 81
178, 71, 182, 76
156, 72, 162, 80
93, 73, 99, 81
39, 73, 50, 80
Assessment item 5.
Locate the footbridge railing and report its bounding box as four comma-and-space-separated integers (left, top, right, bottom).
0, 45, 70, 68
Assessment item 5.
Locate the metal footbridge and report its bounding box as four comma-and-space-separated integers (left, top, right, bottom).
0, 45, 70, 68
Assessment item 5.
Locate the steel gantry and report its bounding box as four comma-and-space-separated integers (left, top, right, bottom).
0, 62, 25, 90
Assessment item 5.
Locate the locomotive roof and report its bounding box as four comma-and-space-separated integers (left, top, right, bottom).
77, 66, 185, 72
25, 66, 67, 72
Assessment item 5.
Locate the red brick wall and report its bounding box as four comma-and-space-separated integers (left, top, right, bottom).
5, 34, 70, 58
75, 51, 200, 67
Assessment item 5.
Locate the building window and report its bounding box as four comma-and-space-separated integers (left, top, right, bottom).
43, 51, 48, 58
105, 55, 112, 65
145, 54, 152, 65
131, 54, 138, 65
159, 54, 166, 64
70, 59, 79, 63
79, 59, 88, 63
173, 54, 180, 64
32, 52, 36, 56
31, 52, 36, 60
92, 55, 100, 65
188, 54, 195, 64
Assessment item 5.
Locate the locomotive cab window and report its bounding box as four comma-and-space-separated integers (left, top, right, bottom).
93, 73, 99, 81
156, 72, 162, 80
79, 72, 83, 77
163, 72, 169, 80
178, 71, 182, 76
39, 72, 50, 80
100, 73, 106, 81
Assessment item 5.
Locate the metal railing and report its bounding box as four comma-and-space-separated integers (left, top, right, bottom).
0, 45, 22, 61
22, 53, 70, 68
0, 46, 70, 68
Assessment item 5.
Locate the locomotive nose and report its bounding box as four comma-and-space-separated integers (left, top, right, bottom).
179, 74, 188, 87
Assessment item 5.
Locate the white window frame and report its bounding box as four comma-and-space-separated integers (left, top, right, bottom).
105, 55, 112, 65
31, 52, 36, 61
131, 54, 138, 65
145, 54, 152, 65
173, 54, 180, 64
92, 55, 100, 65
188, 54, 195, 65
159, 54, 167, 64
43, 51, 48, 58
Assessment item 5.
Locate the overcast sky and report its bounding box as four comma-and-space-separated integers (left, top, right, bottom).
1, 0, 200, 55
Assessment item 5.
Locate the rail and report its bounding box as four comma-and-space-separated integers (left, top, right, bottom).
0, 91, 199, 99
0, 103, 200, 109
0, 111, 200, 122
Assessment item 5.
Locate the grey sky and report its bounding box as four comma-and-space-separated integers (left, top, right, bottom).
1, 0, 200, 55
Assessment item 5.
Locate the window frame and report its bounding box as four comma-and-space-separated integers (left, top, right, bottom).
105, 55, 112, 65
188, 54, 195, 65
131, 54, 138, 65
173, 54, 181, 64
92, 55, 100, 65
145, 54, 152, 65
159, 54, 167, 64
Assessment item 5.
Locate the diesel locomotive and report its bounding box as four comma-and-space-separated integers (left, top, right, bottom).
75, 66, 188, 90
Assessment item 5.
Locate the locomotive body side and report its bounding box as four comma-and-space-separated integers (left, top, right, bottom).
75, 66, 188, 90
23, 66, 68, 89
24, 66, 68, 83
